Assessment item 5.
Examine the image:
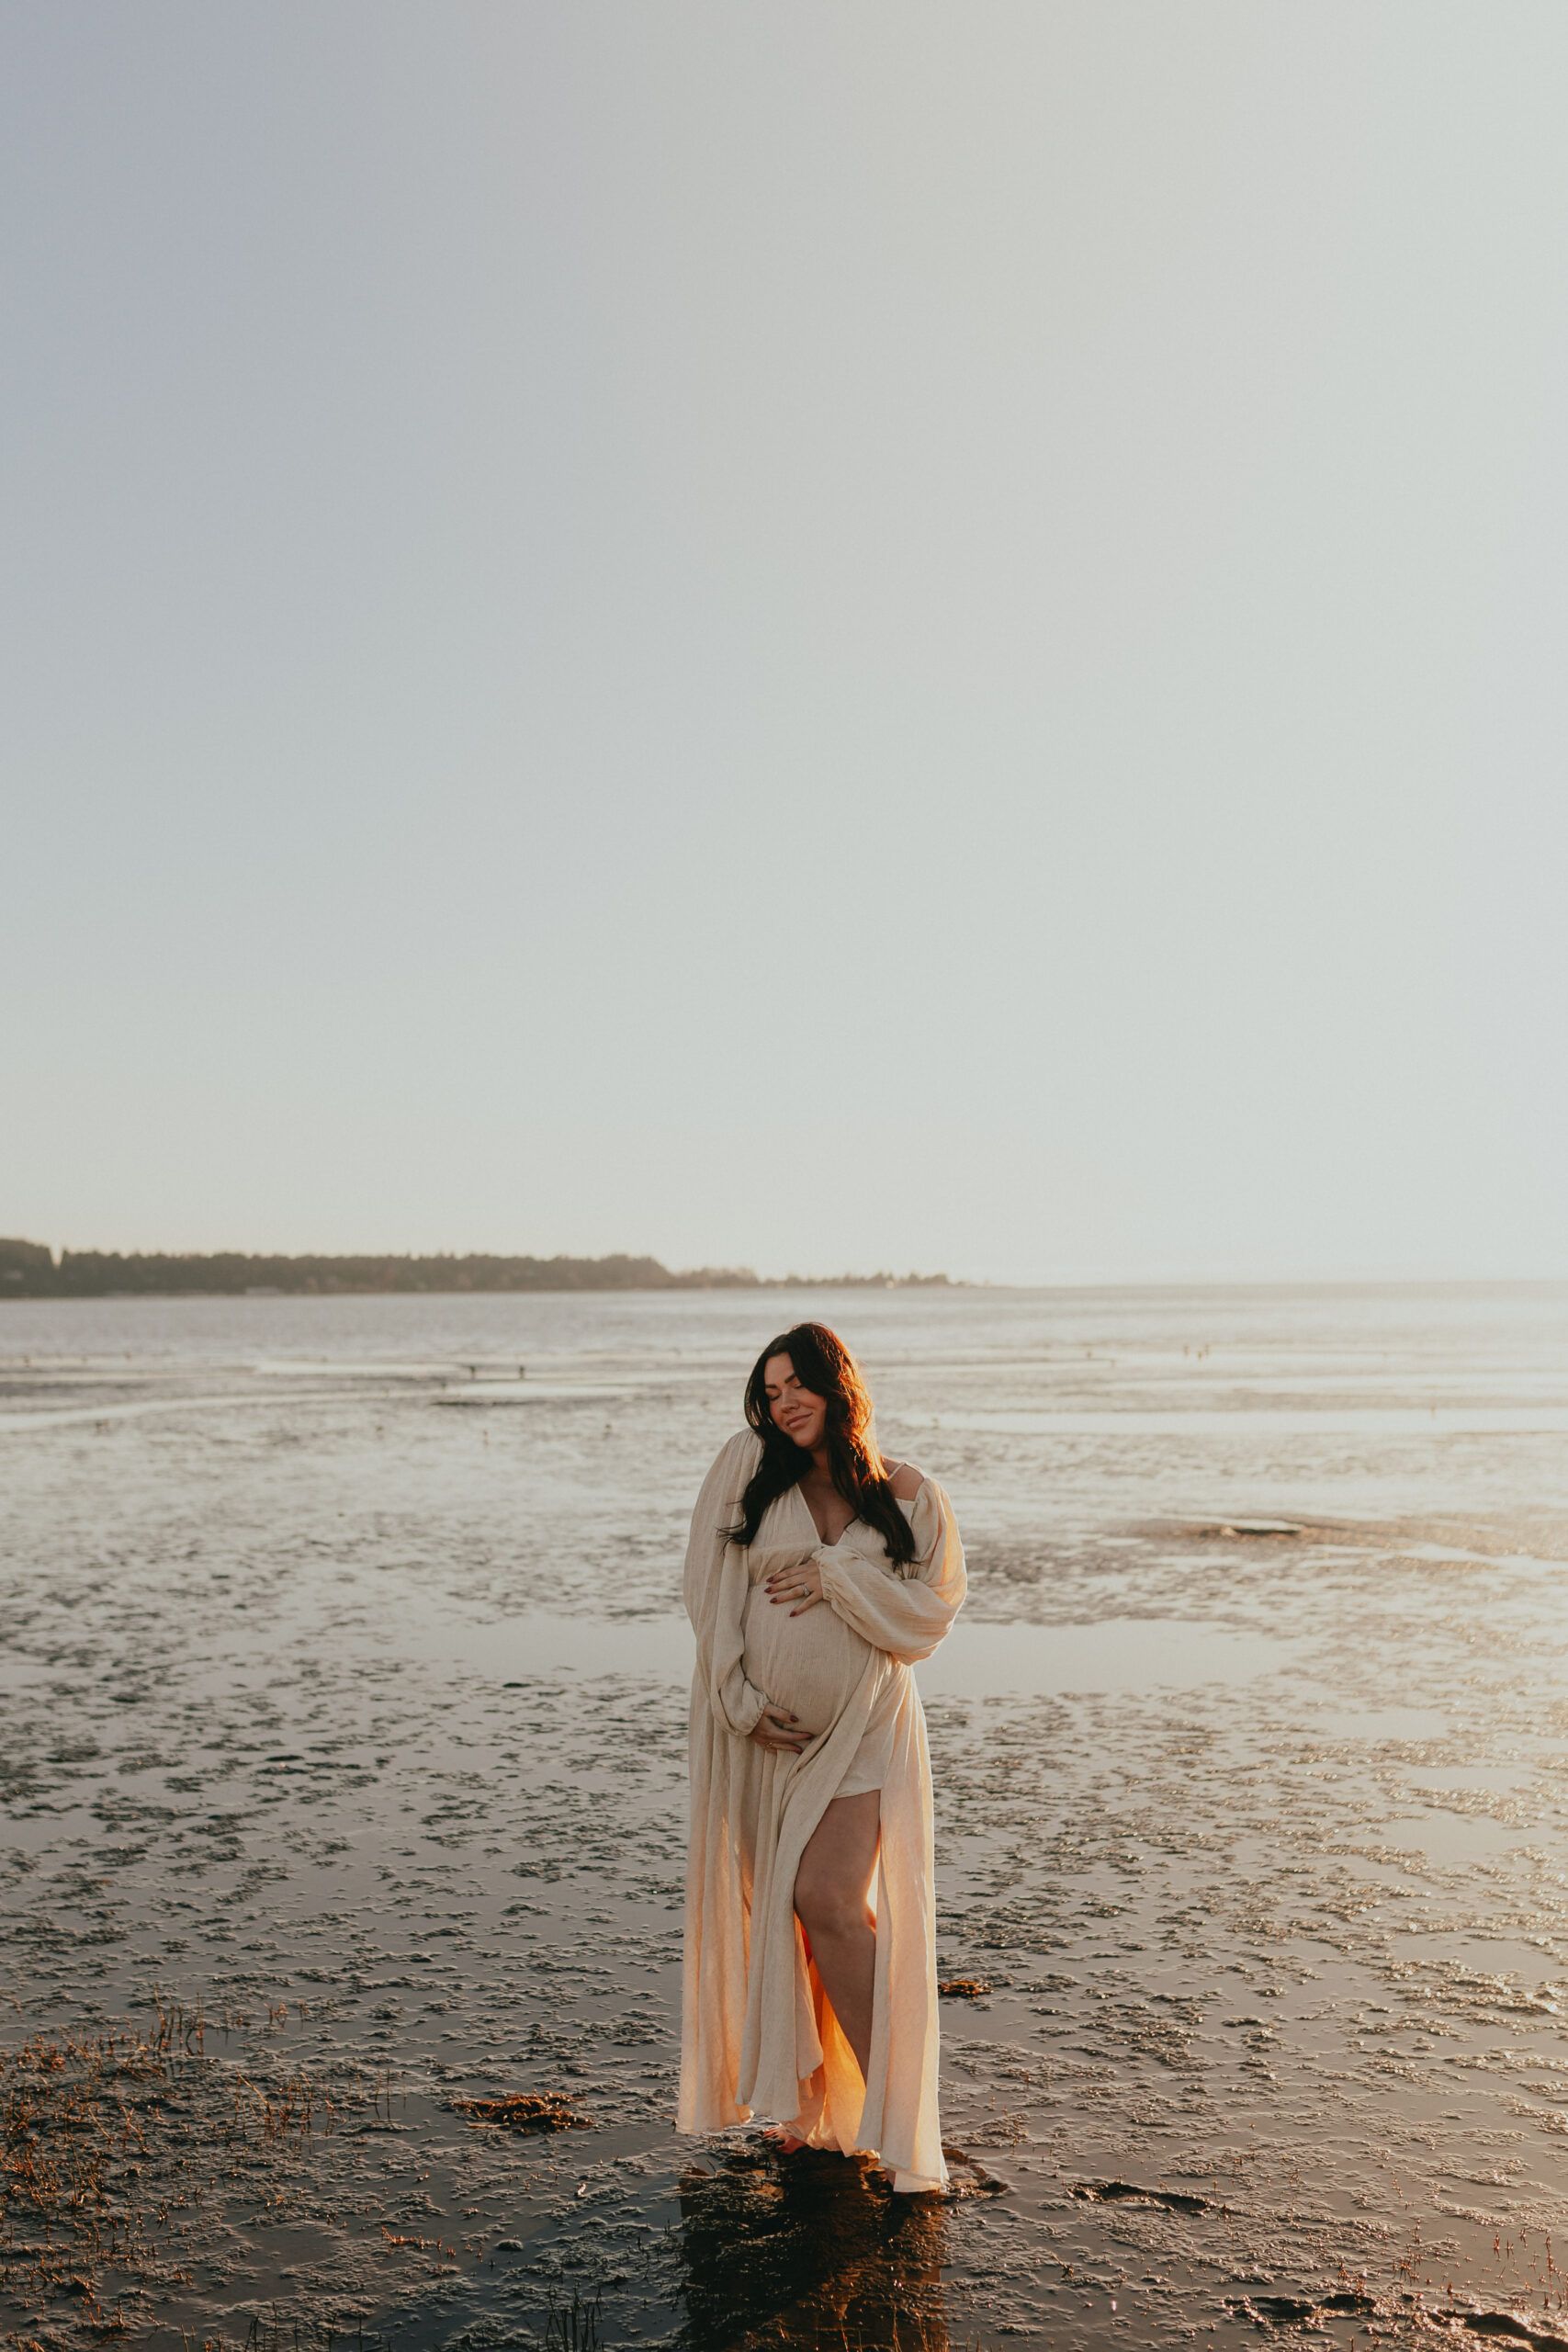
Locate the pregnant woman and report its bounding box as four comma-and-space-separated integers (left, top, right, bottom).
679, 1322, 965, 2194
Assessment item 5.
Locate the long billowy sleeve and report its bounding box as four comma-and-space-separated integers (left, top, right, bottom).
816, 1478, 966, 1664
682, 1429, 770, 1738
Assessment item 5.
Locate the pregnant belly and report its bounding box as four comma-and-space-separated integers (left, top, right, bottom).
741, 1584, 876, 1736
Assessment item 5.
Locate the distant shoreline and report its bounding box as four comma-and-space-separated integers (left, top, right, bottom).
0, 1240, 953, 1300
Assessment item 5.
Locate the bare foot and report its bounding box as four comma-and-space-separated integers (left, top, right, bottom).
762, 2125, 807, 2154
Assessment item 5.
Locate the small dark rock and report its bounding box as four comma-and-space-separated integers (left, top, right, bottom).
1072, 2178, 1210, 2215
1442, 2315, 1568, 2349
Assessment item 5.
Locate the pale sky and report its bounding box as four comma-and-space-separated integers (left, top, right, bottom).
5, 4, 1566, 1283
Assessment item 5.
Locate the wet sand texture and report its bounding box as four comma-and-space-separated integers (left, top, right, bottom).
5, 1283, 1568, 2346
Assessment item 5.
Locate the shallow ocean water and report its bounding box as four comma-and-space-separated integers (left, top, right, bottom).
6, 1283, 1568, 2348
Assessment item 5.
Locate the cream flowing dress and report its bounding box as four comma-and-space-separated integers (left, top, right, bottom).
679, 1429, 966, 2194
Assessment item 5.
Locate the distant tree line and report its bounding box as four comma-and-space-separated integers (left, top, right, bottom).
0, 1238, 952, 1299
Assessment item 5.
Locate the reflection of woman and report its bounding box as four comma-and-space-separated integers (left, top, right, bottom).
679, 1323, 966, 2193
679, 2141, 950, 2349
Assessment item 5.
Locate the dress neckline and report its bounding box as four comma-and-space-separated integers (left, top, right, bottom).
795, 1483, 858, 1547
792, 1476, 929, 1548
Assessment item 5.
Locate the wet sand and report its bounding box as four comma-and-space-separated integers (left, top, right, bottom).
5, 1283, 1568, 2347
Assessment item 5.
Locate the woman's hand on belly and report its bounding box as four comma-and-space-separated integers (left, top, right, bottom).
763, 1561, 823, 1615
750, 1702, 813, 1756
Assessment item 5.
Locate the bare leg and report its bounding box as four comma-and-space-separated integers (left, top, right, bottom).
794, 1790, 881, 2085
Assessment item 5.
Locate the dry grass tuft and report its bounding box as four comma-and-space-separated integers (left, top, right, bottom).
2, 2002, 355, 2340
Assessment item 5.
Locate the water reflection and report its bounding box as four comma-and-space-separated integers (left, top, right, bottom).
676, 2145, 948, 2350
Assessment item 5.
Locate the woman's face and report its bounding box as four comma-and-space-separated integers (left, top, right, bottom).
762, 1353, 828, 1453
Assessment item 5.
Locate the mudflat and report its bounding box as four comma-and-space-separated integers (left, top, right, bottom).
5, 1283, 1568, 2349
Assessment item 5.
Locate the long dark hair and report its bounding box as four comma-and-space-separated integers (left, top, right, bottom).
732, 1322, 916, 1568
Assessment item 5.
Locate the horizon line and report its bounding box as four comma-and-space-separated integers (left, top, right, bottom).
5, 1238, 1568, 1298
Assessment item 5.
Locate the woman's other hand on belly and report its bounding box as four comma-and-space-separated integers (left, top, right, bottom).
750, 1702, 813, 1756
764, 1562, 823, 1615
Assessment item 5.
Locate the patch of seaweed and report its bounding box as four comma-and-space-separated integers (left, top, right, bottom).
449, 2091, 589, 2132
